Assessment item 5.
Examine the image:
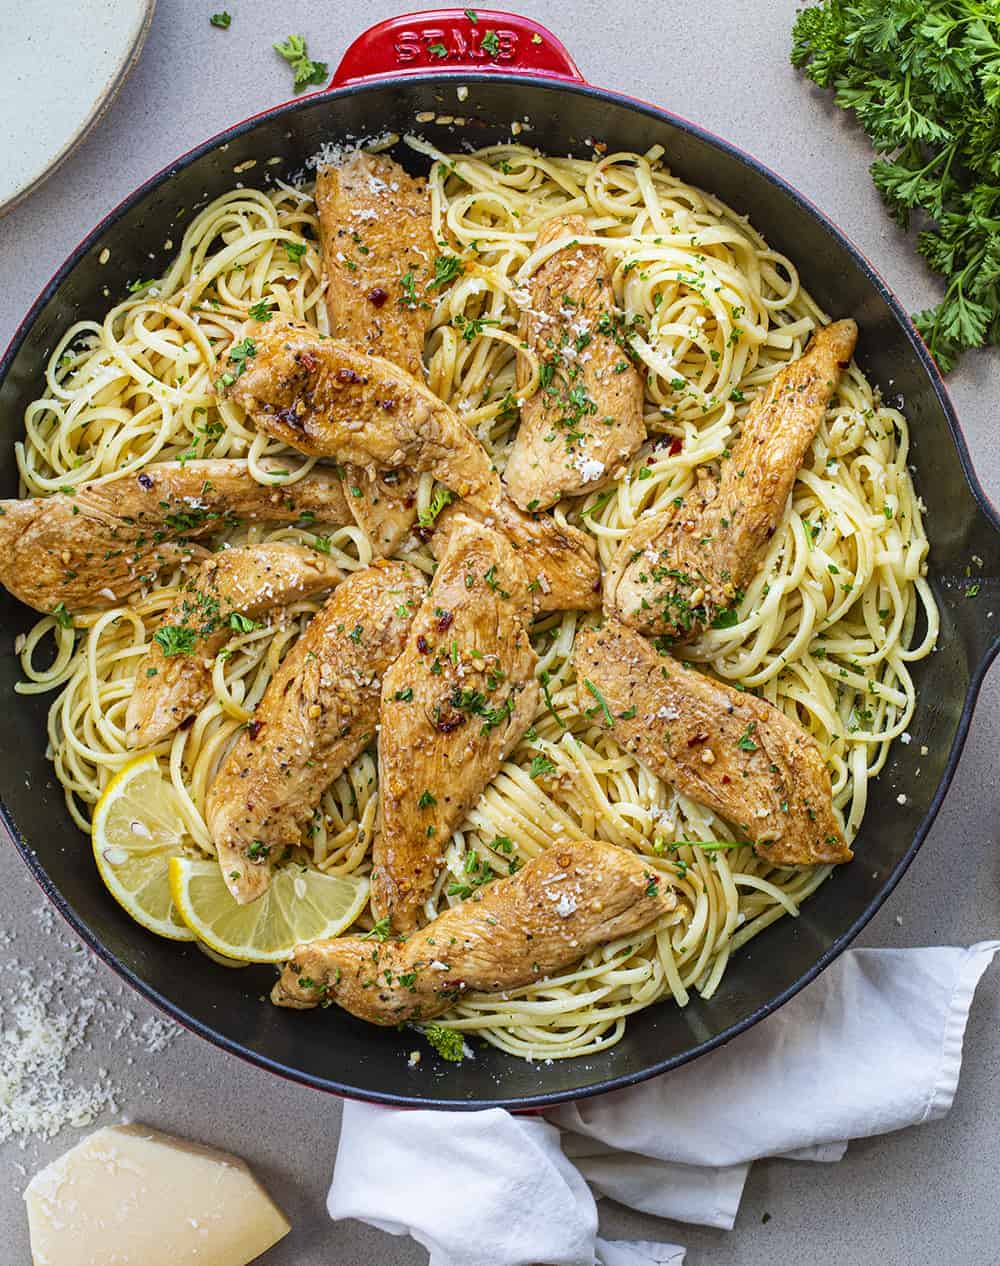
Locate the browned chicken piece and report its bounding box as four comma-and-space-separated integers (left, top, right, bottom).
315, 150, 437, 378
229, 323, 501, 508
0, 458, 349, 616
272, 838, 675, 1019
433, 498, 601, 614
574, 621, 851, 865
606, 319, 858, 637
504, 214, 646, 511
207, 560, 426, 903
373, 516, 540, 932
340, 466, 419, 557
315, 150, 436, 552
125, 544, 342, 749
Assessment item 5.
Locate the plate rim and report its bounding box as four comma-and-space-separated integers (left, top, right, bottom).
0, 0, 157, 219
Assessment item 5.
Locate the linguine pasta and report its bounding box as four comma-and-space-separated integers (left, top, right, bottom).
14, 140, 937, 1060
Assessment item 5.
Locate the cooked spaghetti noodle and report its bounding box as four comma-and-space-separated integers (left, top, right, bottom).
14, 139, 937, 1060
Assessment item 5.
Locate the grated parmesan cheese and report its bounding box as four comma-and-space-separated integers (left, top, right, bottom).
0, 906, 183, 1149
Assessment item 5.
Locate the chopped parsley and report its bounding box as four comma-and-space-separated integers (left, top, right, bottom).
227, 337, 257, 377
228, 612, 260, 633
248, 298, 275, 321
274, 34, 328, 92
529, 754, 556, 779
362, 917, 391, 942
153, 625, 198, 656
418, 486, 455, 527
583, 678, 615, 727
421, 1023, 466, 1062
283, 240, 308, 262
399, 270, 418, 306
481, 29, 500, 55
736, 722, 758, 752
52, 602, 74, 630
418, 789, 437, 809
427, 254, 465, 291
209, 11, 231, 28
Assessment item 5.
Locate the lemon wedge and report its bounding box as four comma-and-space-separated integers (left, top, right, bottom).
91, 754, 194, 941
168, 858, 370, 963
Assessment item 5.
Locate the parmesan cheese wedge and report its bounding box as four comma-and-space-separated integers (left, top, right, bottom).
24, 1124, 290, 1266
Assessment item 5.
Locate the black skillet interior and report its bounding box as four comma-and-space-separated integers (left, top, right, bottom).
2, 77, 998, 1108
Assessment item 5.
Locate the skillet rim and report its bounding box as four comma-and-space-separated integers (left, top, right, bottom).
2, 72, 998, 1110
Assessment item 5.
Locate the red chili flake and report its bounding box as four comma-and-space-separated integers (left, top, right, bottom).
336, 367, 360, 384
442, 979, 467, 990
403, 492, 416, 509
721, 774, 732, 784
435, 714, 465, 734
686, 732, 708, 746
137, 473, 153, 490
248, 719, 265, 740
296, 351, 319, 372
416, 635, 430, 654
275, 406, 302, 428
436, 610, 453, 632
668, 437, 683, 456
367, 286, 388, 308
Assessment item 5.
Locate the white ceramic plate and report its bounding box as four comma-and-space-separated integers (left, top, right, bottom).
0, 0, 156, 217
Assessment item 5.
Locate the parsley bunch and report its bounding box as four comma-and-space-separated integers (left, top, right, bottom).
791, 1, 1000, 371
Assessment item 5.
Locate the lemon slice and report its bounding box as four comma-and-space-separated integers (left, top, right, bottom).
168, 858, 370, 963
91, 754, 194, 941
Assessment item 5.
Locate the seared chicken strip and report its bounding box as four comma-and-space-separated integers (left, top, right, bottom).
340, 466, 418, 557
574, 621, 851, 865
0, 458, 349, 616
272, 838, 675, 1018
316, 151, 437, 377
230, 323, 501, 507
432, 498, 601, 614
207, 560, 426, 903
373, 516, 539, 931
316, 150, 436, 550
505, 214, 646, 511
606, 319, 858, 637
126, 544, 342, 749
229, 323, 602, 608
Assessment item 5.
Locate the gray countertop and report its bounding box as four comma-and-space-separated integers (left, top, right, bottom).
1, 3, 997, 1263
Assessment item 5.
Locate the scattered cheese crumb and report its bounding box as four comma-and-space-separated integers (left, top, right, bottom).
896, 793, 907, 805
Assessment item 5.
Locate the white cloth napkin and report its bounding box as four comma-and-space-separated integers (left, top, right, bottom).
328, 941, 998, 1265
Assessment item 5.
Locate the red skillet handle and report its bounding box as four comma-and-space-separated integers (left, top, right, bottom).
329, 8, 585, 88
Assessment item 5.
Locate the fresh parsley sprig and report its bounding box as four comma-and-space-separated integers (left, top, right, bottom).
791, 1, 1000, 371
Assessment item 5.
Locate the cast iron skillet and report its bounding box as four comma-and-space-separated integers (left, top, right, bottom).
1, 10, 998, 1109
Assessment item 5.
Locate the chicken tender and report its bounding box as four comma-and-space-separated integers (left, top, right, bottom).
373, 516, 539, 932
432, 497, 601, 614
229, 323, 500, 507
0, 458, 348, 615
272, 838, 675, 1019
606, 319, 858, 637
207, 560, 426, 903
505, 214, 645, 510
315, 150, 437, 377
315, 150, 436, 551
126, 544, 342, 749
574, 620, 851, 865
